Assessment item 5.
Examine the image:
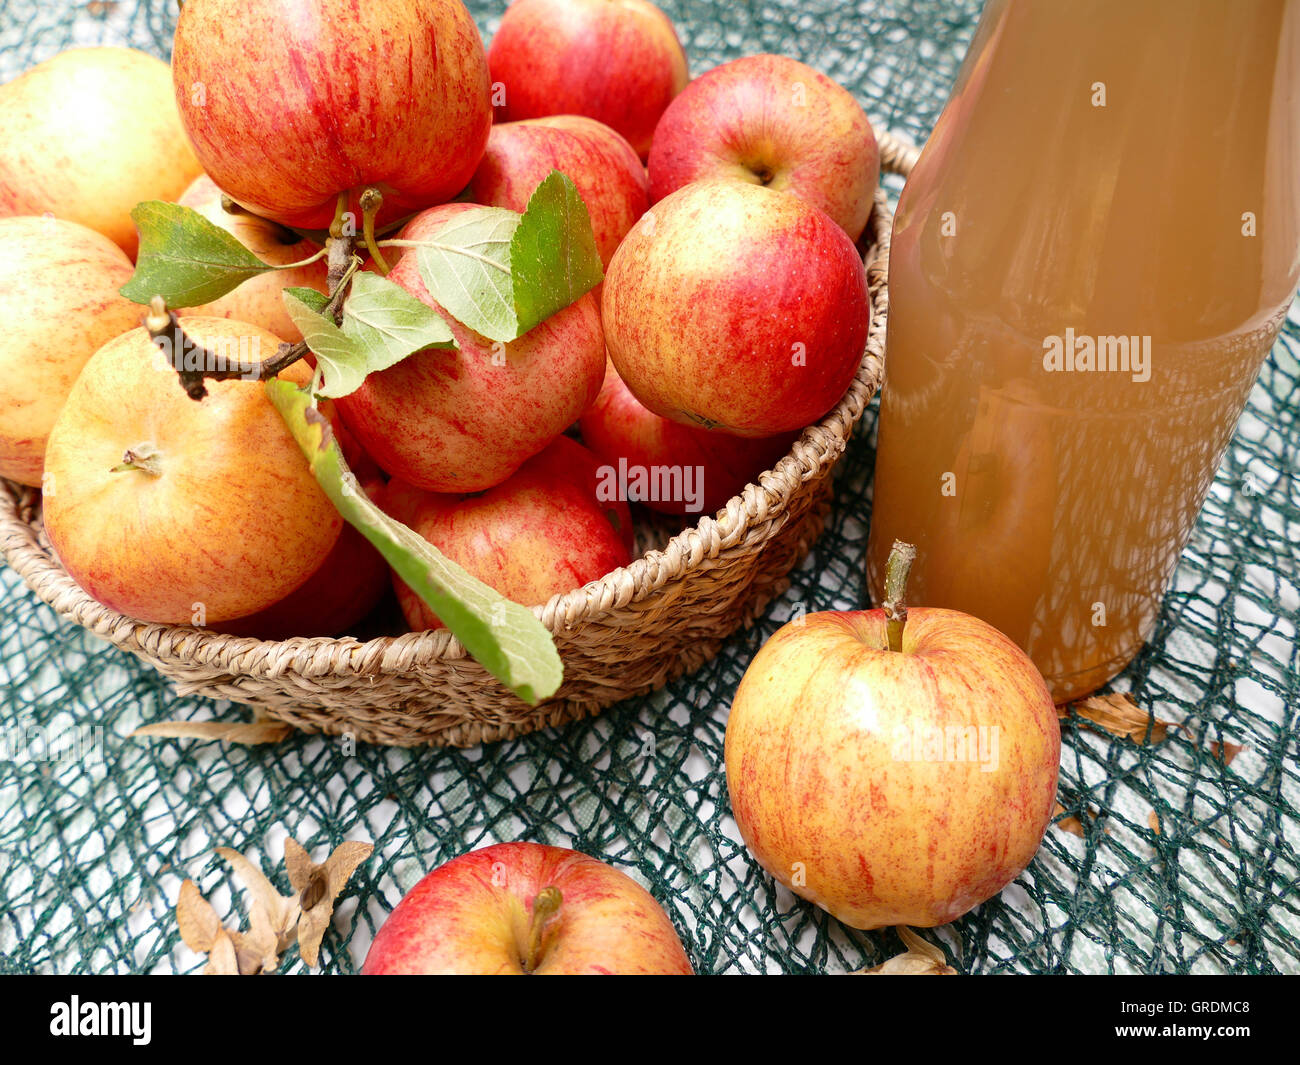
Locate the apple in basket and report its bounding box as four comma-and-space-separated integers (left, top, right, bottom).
379, 437, 632, 632
40, 320, 388, 631
648, 53, 880, 242
0, 46, 202, 258
0, 217, 143, 487
465, 115, 649, 270
334, 203, 605, 494
487, 0, 689, 159
171, 0, 492, 229
725, 541, 1061, 928
363, 842, 694, 974
603, 180, 870, 438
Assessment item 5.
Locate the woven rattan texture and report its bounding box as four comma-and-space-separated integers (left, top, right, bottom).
1, 0, 1297, 974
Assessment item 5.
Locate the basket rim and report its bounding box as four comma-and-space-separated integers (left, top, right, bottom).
0, 129, 918, 682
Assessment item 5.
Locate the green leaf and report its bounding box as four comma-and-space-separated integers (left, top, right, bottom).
413, 171, 603, 343
415, 207, 520, 342
340, 272, 457, 371
281, 290, 371, 399
510, 171, 605, 334
120, 201, 274, 307
265, 380, 564, 706
285, 286, 330, 315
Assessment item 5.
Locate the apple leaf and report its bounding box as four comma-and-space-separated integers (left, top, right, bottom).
414, 171, 603, 342
265, 380, 564, 706
340, 271, 457, 369
284, 286, 330, 315
415, 206, 520, 341
120, 200, 275, 307
282, 290, 371, 399
510, 171, 605, 332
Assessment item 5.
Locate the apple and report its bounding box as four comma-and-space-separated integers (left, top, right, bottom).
648, 53, 879, 242
379, 438, 632, 632
465, 115, 649, 269
171, 0, 492, 230
362, 842, 693, 974
724, 542, 1061, 929
175, 175, 330, 343
488, 0, 688, 159
42, 319, 344, 626
0, 217, 144, 488
528, 433, 635, 554
603, 180, 870, 437
335, 203, 606, 493
0, 47, 203, 259
580, 360, 797, 516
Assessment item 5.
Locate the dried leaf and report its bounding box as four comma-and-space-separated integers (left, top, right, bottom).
215, 847, 300, 956
175, 879, 221, 953
1149, 810, 1161, 835
229, 922, 280, 976
1210, 741, 1245, 766
284, 838, 374, 967
202, 929, 240, 975
854, 927, 957, 975
1061, 692, 1176, 744
1053, 801, 1104, 837
130, 720, 292, 745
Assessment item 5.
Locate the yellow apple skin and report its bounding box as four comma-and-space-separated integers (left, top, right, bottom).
42, 320, 342, 625
363, 842, 694, 975
176, 175, 330, 343
0, 217, 144, 487
725, 609, 1060, 929
0, 47, 202, 259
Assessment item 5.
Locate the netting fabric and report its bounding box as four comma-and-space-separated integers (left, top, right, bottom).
0, 0, 1297, 974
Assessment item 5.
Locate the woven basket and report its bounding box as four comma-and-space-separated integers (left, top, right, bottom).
0, 134, 916, 748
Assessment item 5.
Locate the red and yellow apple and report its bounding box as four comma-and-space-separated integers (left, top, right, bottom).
725, 550, 1061, 929
466, 115, 649, 269
175, 175, 330, 343
362, 842, 694, 974
380, 438, 631, 631
0, 217, 144, 487
648, 54, 879, 242
335, 203, 606, 493
172, 0, 492, 229
42, 320, 344, 626
580, 361, 796, 515
0, 47, 202, 258
488, 0, 688, 159
603, 180, 870, 437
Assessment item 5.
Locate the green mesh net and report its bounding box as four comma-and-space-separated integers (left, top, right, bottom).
1, 0, 1297, 975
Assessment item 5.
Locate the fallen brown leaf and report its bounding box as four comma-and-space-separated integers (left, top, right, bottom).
1149, 810, 1161, 835
130, 720, 292, 745
202, 929, 240, 975
1209, 741, 1245, 766
853, 927, 957, 975
175, 879, 221, 953
284, 838, 374, 967
1053, 801, 1105, 837
1062, 692, 1176, 744
215, 847, 300, 959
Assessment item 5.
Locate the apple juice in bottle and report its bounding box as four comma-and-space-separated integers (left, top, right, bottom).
866, 0, 1300, 702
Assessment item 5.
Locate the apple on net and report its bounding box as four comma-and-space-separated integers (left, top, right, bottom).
171, 0, 493, 230
362, 842, 694, 975
488, 0, 689, 159
724, 543, 1062, 930
0, 217, 144, 488
0, 47, 203, 259
648, 53, 881, 243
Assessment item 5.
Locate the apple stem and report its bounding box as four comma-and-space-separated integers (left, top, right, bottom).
359, 187, 391, 276
882, 539, 917, 653
110, 444, 162, 477
522, 886, 563, 974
